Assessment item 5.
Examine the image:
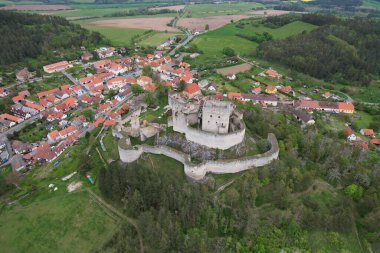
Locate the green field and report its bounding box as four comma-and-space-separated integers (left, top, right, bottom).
83, 25, 180, 47
0, 190, 117, 253
54, 4, 151, 18
84, 25, 147, 46
184, 2, 265, 18
138, 32, 180, 47
189, 20, 317, 65
361, 0, 380, 9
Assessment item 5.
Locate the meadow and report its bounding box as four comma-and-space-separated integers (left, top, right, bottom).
188, 19, 317, 66
83, 25, 147, 46
83, 24, 179, 47
361, 0, 380, 9
0, 190, 118, 253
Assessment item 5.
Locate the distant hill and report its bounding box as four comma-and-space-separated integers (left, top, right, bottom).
0, 11, 106, 66
256, 14, 380, 86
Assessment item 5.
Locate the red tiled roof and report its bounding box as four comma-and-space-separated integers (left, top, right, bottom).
228, 92, 242, 99
338, 102, 355, 111
92, 117, 105, 127
144, 83, 156, 91
37, 88, 59, 98
104, 119, 116, 126
184, 83, 200, 95
265, 69, 280, 78
138, 76, 152, 82
344, 127, 354, 136
361, 128, 374, 136
280, 86, 292, 93
25, 101, 44, 111
0, 113, 23, 123
371, 139, 380, 145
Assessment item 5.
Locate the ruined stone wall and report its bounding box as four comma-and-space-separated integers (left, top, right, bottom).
184, 125, 245, 150
184, 133, 279, 180
118, 145, 143, 163
118, 133, 279, 181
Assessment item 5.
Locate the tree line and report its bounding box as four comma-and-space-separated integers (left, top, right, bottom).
256, 14, 380, 86
0, 11, 106, 65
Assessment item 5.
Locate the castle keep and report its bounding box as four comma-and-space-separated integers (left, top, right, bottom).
169, 92, 245, 150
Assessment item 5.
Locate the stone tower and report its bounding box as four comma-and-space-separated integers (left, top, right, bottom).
201, 100, 234, 134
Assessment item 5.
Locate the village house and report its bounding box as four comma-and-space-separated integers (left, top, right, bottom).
184, 83, 201, 99
108, 63, 127, 75
46, 111, 67, 122
252, 87, 262, 94
241, 94, 279, 107
293, 109, 315, 127
0, 88, 8, 97
323, 91, 332, 98
81, 52, 93, 61
107, 76, 127, 90
11, 154, 27, 172
0, 119, 15, 132
264, 69, 282, 79
265, 85, 277, 94
11, 140, 32, 154
137, 76, 153, 86
371, 139, 380, 145
294, 100, 355, 114
360, 128, 375, 138
354, 139, 369, 150
345, 127, 357, 142
144, 83, 156, 92
227, 73, 236, 80
47, 125, 77, 143
43, 61, 71, 73
37, 88, 59, 99
94, 59, 112, 69
280, 86, 292, 93
96, 47, 116, 59
11, 104, 39, 118
0, 113, 23, 124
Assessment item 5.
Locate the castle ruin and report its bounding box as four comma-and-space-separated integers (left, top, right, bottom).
169, 92, 245, 150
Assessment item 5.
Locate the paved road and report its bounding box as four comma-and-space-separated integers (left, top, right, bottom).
169, 30, 194, 56
62, 70, 80, 86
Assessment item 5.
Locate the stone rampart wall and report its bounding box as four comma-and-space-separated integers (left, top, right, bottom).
119, 133, 279, 181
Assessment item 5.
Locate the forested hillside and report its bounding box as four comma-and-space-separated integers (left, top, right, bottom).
97, 104, 380, 253
0, 11, 105, 65
256, 14, 380, 86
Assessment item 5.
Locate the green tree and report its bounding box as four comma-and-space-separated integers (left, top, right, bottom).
344, 184, 364, 200
222, 47, 235, 57
177, 80, 186, 92
131, 84, 144, 94
78, 153, 91, 175
142, 65, 153, 77
143, 91, 158, 107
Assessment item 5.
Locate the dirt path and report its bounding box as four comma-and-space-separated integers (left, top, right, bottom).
87, 188, 144, 253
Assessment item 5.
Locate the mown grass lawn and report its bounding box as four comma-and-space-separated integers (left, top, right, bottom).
0, 190, 118, 253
